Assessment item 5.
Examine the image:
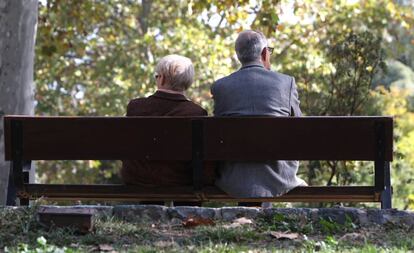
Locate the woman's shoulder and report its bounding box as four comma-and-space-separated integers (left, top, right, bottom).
127, 97, 147, 107
128, 96, 149, 103
126, 97, 151, 115
178, 100, 207, 116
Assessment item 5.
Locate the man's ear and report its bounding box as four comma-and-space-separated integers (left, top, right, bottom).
261, 47, 267, 62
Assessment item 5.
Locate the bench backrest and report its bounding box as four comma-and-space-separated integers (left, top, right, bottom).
4, 116, 393, 162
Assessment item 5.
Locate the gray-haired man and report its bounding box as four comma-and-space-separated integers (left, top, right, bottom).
211, 30, 307, 199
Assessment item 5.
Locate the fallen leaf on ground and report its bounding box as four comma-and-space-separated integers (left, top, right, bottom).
339, 232, 366, 244
182, 216, 215, 228
154, 240, 177, 248
98, 244, 115, 251
234, 217, 253, 225
224, 217, 254, 228
269, 231, 299, 240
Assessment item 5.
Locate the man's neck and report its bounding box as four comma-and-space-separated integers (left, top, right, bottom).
157, 88, 185, 95
241, 60, 264, 68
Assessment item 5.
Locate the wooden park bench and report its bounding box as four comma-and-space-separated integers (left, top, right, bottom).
4, 116, 393, 209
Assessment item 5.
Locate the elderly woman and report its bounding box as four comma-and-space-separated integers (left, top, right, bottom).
121, 54, 213, 190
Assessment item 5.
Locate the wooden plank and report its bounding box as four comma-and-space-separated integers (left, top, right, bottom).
203, 117, 393, 161
203, 186, 380, 202
4, 116, 393, 161
4, 116, 193, 160
38, 206, 96, 215
23, 184, 197, 198
22, 184, 380, 203
38, 207, 93, 233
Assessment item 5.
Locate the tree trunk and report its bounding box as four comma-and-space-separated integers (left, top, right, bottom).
0, 0, 37, 205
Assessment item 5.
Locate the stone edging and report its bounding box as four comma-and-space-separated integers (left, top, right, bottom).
24, 205, 414, 229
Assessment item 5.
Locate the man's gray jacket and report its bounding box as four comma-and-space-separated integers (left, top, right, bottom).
211, 64, 306, 198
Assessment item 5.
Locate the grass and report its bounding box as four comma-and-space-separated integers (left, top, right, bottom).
0, 205, 413, 253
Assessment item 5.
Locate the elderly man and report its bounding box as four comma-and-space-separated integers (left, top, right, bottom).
211, 30, 306, 199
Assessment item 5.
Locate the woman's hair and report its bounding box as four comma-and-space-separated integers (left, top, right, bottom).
155, 54, 195, 91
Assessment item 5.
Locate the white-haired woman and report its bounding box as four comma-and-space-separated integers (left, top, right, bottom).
121, 55, 214, 204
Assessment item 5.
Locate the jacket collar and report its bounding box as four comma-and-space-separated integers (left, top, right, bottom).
150, 90, 189, 101
240, 63, 265, 70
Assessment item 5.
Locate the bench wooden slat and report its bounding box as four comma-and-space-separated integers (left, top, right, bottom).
204, 117, 393, 161
5, 116, 193, 160
22, 184, 379, 202
4, 116, 393, 161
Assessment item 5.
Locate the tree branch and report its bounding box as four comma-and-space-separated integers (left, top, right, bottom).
326, 161, 337, 186
137, 0, 152, 35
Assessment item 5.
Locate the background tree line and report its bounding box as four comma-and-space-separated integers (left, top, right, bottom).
33, 0, 414, 209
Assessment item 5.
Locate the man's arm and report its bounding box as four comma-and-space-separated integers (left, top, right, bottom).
290, 77, 302, 117
210, 82, 219, 116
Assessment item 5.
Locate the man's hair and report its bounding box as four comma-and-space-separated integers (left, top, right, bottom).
235, 30, 268, 64
155, 54, 194, 91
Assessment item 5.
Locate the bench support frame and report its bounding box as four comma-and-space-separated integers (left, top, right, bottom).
9, 120, 30, 205
375, 122, 392, 209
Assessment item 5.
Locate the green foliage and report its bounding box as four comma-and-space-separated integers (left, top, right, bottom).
375, 60, 414, 90
33, 0, 414, 209
1, 207, 413, 252
193, 225, 261, 243
0, 206, 41, 248
317, 215, 357, 235
258, 213, 358, 236
258, 213, 314, 234
5, 236, 78, 253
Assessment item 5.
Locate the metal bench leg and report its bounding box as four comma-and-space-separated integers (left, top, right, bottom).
381, 162, 392, 209
11, 120, 31, 206
375, 122, 392, 209
375, 160, 392, 209
6, 162, 16, 206
20, 170, 30, 206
